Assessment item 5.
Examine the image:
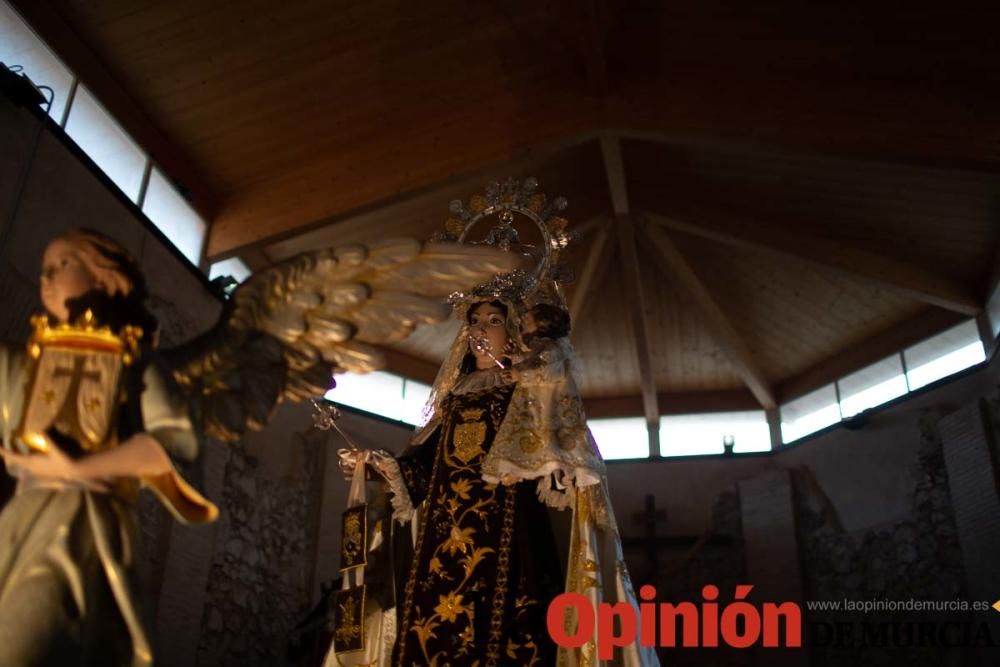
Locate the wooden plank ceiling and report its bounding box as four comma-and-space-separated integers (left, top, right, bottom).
14, 0, 1000, 416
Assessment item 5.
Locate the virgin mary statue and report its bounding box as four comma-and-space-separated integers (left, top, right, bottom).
330, 179, 660, 667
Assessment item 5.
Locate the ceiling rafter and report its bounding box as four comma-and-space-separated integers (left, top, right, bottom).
616, 215, 661, 454
379, 348, 441, 386
599, 132, 660, 453
584, 389, 761, 420
644, 211, 981, 317
572, 225, 620, 330
569, 217, 612, 324
600, 133, 630, 217
640, 219, 777, 410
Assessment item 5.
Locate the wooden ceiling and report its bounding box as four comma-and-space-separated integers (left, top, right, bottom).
13, 0, 1000, 418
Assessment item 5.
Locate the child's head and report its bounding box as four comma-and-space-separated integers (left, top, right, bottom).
522, 303, 570, 342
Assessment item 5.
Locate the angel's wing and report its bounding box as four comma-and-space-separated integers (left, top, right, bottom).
163, 238, 521, 441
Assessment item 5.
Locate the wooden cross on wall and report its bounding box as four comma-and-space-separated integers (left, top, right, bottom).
622, 494, 735, 581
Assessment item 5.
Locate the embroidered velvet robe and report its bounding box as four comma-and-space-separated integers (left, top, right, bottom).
393, 383, 563, 667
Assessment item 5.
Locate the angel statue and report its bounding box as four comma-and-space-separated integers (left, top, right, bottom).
333, 179, 660, 667
0, 227, 522, 666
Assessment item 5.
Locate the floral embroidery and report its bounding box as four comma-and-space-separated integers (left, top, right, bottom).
443, 526, 476, 556
395, 383, 557, 667
434, 592, 471, 623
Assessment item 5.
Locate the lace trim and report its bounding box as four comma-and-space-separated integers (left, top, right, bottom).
536, 474, 575, 510
451, 367, 511, 395
380, 457, 415, 524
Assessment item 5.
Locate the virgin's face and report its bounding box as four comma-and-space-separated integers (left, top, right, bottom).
40, 239, 97, 323
468, 302, 509, 369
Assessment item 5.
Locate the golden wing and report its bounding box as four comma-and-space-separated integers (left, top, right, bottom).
165, 239, 521, 441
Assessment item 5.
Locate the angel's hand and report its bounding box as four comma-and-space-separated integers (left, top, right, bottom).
0, 441, 77, 482
500, 473, 518, 486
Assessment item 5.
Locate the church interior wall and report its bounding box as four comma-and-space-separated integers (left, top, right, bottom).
4, 85, 1000, 665
605, 352, 999, 543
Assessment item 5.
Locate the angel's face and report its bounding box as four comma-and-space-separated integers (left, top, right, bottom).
468, 302, 509, 369
40, 239, 98, 323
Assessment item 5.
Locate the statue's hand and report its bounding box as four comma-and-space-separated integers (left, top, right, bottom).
337, 447, 365, 480
1, 441, 76, 482
338, 447, 397, 481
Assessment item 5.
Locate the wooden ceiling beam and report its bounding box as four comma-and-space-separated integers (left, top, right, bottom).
600, 132, 661, 452
569, 217, 612, 324
615, 215, 660, 454
777, 307, 966, 403
644, 211, 981, 317
378, 348, 441, 386
572, 225, 619, 328
640, 220, 777, 410
236, 248, 271, 273
600, 133, 630, 216
584, 389, 761, 420
10, 1, 218, 220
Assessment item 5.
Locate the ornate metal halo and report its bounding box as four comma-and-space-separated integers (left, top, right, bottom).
435, 177, 572, 307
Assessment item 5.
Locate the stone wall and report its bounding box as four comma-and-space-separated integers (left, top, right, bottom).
795, 410, 973, 667
196, 423, 328, 666
796, 411, 964, 604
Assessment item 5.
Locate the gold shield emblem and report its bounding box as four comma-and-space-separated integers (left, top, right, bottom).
452, 421, 486, 464
17, 313, 139, 453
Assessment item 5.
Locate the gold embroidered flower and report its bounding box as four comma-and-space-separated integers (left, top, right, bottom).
450, 478, 473, 500
457, 623, 475, 654
460, 546, 495, 580
429, 557, 443, 574
443, 526, 476, 555
434, 592, 469, 623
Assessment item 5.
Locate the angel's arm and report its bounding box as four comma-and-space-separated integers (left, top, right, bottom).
0, 364, 186, 481
68, 434, 173, 479
78, 363, 198, 479
138, 361, 199, 462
